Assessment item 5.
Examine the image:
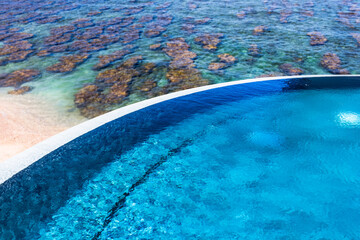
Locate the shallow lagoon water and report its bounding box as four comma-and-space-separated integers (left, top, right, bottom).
1, 0, 360, 118
1, 80, 360, 239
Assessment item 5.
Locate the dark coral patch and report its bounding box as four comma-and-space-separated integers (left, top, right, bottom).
47, 54, 90, 73
253, 25, 267, 36
248, 44, 261, 57
194, 33, 223, 50
139, 15, 154, 23
208, 53, 236, 71
149, 43, 161, 50
7, 50, 33, 62
0, 69, 40, 87
50, 25, 76, 36
307, 32, 327, 45
0, 41, 32, 56
44, 33, 73, 46
37, 15, 62, 24
8, 86, 33, 95
351, 33, 360, 46
72, 18, 94, 29
320, 53, 349, 74
279, 63, 304, 76
74, 84, 105, 118
4, 32, 34, 43
93, 49, 131, 70
145, 25, 166, 38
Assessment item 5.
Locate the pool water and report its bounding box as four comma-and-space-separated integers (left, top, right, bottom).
1, 79, 360, 239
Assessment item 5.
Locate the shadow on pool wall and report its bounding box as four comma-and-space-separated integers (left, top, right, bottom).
0, 75, 360, 238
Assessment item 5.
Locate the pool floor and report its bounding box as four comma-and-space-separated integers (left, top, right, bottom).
19, 87, 360, 240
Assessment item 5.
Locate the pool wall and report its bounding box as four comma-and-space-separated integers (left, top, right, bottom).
1, 74, 360, 185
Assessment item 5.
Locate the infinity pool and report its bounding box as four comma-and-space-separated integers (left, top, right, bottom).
1, 77, 360, 239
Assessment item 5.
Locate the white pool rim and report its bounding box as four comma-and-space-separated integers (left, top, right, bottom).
1, 74, 360, 184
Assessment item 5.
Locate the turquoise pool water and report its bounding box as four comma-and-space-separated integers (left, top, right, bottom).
1, 78, 360, 239
0, 0, 359, 118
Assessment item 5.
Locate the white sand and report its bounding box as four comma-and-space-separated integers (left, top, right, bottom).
0, 94, 85, 162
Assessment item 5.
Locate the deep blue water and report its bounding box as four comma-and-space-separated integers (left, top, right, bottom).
1, 77, 360, 239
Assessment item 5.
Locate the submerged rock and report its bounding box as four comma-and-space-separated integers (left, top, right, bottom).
87, 11, 102, 17
218, 53, 236, 64
194, 33, 223, 50
279, 63, 304, 76
237, 11, 246, 19
75, 56, 148, 117
320, 53, 349, 74
138, 79, 157, 92
208, 53, 236, 71
307, 32, 327, 45
92, 49, 131, 70
50, 25, 76, 36
142, 62, 156, 73
44, 33, 72, 46
166, 68, 204, 84
162, 38, 209, 91
257, 72, 284, 78
280, 9, 292, 23
74, 84, 105, 118
72, 18, 94, 28
121, 28, 141, 44
7, 50, 33, 62
163, 38, 197, 69
139, 15, 154, 23
75, 26, 103, 40
105, 83, 129, 103
47, 54, 90, 73
351, 33, 360, 46
145, 25, 166, 38
182, 23, 196, 34
0, 69, 40, 87
208, 62, 227, 71
188, 3, 198, 10
0, 41, 32, 56
156, 2, 172, 10
95, 56, 142, 85
149, 43, 161, 50
37, 16, 62, 24
248, 44, 260, 56
195, 17, 211, 25
8, 86, 33, 95
4, 32, 34, 43
253, 25, 267, 35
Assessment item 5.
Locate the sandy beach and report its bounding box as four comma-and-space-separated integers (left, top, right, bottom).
0, 94, 85, 162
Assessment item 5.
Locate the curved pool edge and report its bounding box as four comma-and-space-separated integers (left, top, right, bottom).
1, 74, 360, 185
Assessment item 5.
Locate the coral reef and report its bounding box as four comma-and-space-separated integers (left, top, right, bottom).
0, 69, 40, 87
8, 86, 33, 95
320, 53, 349, 74
253, 25, 267, 35
93, 49, 131, 70
47, 54, 90, 73
307, 32, 327, 45
279, 63, 304, 76
194, 33, 223, 50
208, 53, 236, 71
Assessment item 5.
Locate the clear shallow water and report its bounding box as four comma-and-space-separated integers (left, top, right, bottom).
0, 0, 359, 118
1, 80, 360, 239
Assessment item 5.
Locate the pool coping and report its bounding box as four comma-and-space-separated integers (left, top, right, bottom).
1, 74, 360, 184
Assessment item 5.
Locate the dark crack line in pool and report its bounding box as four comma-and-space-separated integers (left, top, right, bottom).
91, 113, 242, 239
91, 134, 201, 240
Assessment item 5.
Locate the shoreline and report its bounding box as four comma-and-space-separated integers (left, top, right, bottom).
0, 93, 85, 162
